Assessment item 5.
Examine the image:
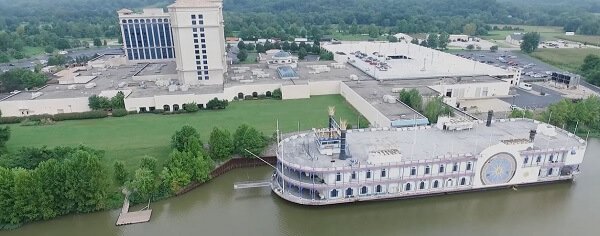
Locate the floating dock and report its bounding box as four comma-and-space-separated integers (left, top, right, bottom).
233, 180, 272, 189
116, 197, 152, 226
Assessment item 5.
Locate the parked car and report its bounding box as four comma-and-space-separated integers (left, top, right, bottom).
519, 83, 533, 91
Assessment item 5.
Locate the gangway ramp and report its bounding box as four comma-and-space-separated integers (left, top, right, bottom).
234, 180, 272, 190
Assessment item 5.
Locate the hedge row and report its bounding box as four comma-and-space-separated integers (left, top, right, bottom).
0, 110, 109, 124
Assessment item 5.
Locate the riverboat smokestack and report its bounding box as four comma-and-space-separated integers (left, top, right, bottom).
486, 110, 494, 127
328, 106, 335, 130
339, 120, 348, 160
529, 129, 537, 142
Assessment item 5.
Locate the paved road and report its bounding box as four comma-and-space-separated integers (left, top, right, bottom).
0, 47, 123, 72
501, 84, 564, 109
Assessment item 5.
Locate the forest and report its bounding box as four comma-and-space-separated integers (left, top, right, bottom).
0, 0, 599, 61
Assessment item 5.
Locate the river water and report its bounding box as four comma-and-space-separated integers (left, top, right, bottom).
3, 139, 599, 236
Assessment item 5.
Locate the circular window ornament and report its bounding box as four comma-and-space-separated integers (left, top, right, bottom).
481, 153, 517, 185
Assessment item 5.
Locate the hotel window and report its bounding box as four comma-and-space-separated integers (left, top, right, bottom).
196, 56, 200, 60
193, 34, 198, 38
193, 28, 198, 33
200, 28, 205, 32
425, 166, 431, 174
330, 189, 338, 198
194, 39, 199, 43
376, 185, 382, 193
199, 20, 204, 24
205, 76, 209, 80
439, 165, 444, 173
191, 15, 196, 19
192, 21, 196, 25
200, 33, 205, 37
452, 163, 458, 172
195, 45, 199, 49
203, 55, 207, 59
198, 15, 203, 19
351, 171, 356, 180
410, 167, 416, 176
195, 50, 200, 54
201, 39, 206, 43
466, 162, 472, 171
381, 169, 387, 177
202, 50, 207, 54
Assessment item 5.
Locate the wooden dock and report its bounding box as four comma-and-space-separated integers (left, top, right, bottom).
116, 197, 152, 226
233, 180, 272, 189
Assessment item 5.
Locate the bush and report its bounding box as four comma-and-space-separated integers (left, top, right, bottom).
206, 98, 229, 109
153, 109, 164, 114
128, 110, 138, 115
244, 95, 253, 100
272, 89, 282, 100
111, 109, 128, 117
183, 103, 200, 113
258, 94, 267, 99
0, 116, 25, 124
53, 110, 108, 121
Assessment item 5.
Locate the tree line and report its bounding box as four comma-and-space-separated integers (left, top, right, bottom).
581, 54, 600, 86
0, 122, 270, 228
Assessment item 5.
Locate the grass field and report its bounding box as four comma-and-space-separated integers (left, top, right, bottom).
530, 48, 600, 73
484, 25, 565, 41
556, 35, 600, 47
5, 95, 366, 170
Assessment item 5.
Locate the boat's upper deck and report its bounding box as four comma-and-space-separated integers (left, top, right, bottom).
278, 119, 586, 169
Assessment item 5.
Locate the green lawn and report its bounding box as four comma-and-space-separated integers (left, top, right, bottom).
5, 95, 366, 170
556, 35, 600, 47
530, 48, 600, 73
484, 25, 565, 41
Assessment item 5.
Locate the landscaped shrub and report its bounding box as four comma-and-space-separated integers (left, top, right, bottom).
0, 116, 25, 124
206, 97, 229, 109
258, 94, 267, 99
52, 110, 108, 121
128, 110, 138, 115
183, 103, 200, 113
153, 109, 164, 114
111, 109, 128, 117
272, 88, 282, 100
244, 95, 253, 100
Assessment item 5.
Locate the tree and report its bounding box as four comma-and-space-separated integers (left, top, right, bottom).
208, 127, 233, 161
88, 95, 111, 110
387, 35, 398, 42
466, 44, 475, 50
237, 49, 248, 62
368, 24, 379, 38
63, 150, 109, 213
411, 38, 419, 44
237, 41, 246, 50
520, 32, 541, 54
92, 38, 102, 47
490, 45, 499, 52
272, 88, 282, 99
0, 126, 10, 153
298, 47, 307, 60
0, 69, 48, 92
130, 168, 156, 201
427, 34, 439, 49
110, 91, 125, 109
438, 32, 450, 50
463, 23, 477, 36
233, 124, 268, 157
171, 125, 201, 152
0, 166, 16, 224
140, 156, 159, 177
399, 89, 423, 111
206, 97, 229, 109
255, 43, 265, 53
183, 102, 200, 112
113, 161, 128, 187
423, 97, 453, 123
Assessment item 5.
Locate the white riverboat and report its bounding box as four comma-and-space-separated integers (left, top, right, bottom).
271, 111, 587, 205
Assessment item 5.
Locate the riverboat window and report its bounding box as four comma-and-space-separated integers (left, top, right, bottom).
433, 180, 439, 188
460, 178, 466, 185
548, 168, 553, 176
331, 189, 338, 197
361, 186, 368, 194
419, 182, 425, 189
346, 188, 353, 196
376, 185, 382, 193
405, 183, 411, 191
381, 169, 387, 177
439, 165, 445, 173
466, 162, 472, 171
447, 179, 453, 186
425, 166, 431, 174
351, 171, 357, 180
366, 170, 372, 178
536, 156, 542, 163
524, 157, 529, 165
452, 163, 458, 172
336, 173, 341, 182
549, 154, 554, 162
410, 167, 416, 176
